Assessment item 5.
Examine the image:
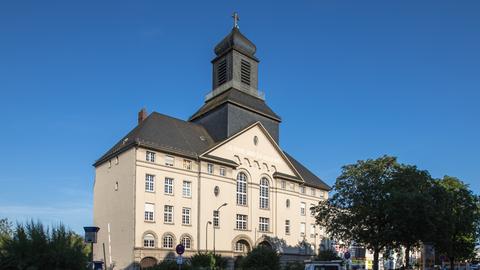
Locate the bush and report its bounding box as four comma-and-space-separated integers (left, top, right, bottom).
240, 246, 280, 270
283, 261, 305, 270
190, 252, 228, 269
316, 249, 342, 261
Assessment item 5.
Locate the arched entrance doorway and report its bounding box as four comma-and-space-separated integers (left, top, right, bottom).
140, 257, 157, 269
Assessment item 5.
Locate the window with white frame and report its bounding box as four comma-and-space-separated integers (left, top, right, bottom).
145, 174, 155, 192
207, 163, 214, 174
236, 214, 248, 230
236, 173, 247, 206
259, 178, 269, 209
235, 241, 248, 252
146, 151, 155, 162
181, 236, 191, 249
310, 224, 316, 238
301, 202, 306, 216
144, 203, 154, 222
311, 188, 316, 196
259, 217, 269, 232
183, 159, 192, 170
281, 180, 286, 189
165, 155, 174, 167
213, 210, 220, 227
219, 167, 226, 176
300, 222, 306, 236
163, 234, 174, 248
182, 207, 191, 225
164, 205, 173, 224
164, 178, 174, 195
300, 186, 306, 194
143, 234, 155, 248
285, 220, 291, 235
182, 181, 191, 198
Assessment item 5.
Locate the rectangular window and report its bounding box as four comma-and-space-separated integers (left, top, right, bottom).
285, 220, 291, 235
165, 155, 174, 167
146, 151, 155, 162
310, 224, 316, 238
236, 214, 248, 230
182, 207, 191, 225
207, 163, 214, 174
301, 202, 306, 216
219, 167, 226, 176
182, 181, 191, 198
164, 178, 174, 195
300, 222, 306, 236
281, 180, 286, 189
144, 203, 154, 222
213, 210, 220, 227
300, 186, 306, 194
164, 205, 173, 224
259, 217, 270, 232
311, 188, 316, 196
310, 204, 316, 217
145, 174, 155, 192
183, 159, 192, 170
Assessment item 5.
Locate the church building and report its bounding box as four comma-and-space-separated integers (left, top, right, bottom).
93, 17, 331, 269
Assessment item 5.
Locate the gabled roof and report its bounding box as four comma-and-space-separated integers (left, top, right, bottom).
93, 112, 215, 166
189, 88, 281, 122
284, 152, 331, 191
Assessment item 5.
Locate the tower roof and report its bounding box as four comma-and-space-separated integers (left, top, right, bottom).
214, 27, 257, 58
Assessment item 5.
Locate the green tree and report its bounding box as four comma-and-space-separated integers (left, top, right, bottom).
385, 165, 436, 268
241, 246, 280, 270
0, 221, 89, 270
316, 249, 342, 261
431, 176, 480, 270
312, 156, 399, 270
0, 218, 12, 248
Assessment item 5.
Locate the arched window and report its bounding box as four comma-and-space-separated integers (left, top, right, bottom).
163, 234, 174, 249
236, 172, 248, 206
259, 178, 269, 209
181, 236, 192, 249
286, 199, 290, 208
143, 233, 155, 248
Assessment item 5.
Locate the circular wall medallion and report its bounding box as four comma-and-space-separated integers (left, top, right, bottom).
254, 136, 259, 146
214, 186, 220, 197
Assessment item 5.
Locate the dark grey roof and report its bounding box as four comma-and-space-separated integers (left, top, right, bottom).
94, 112, 215, 166
214, 27, 256, 58
189, 89, 281, 122
202, 154, 239, 168
284, 152, 331, 191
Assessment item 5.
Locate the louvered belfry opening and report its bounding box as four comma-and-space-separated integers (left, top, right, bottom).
217, 59, 228, 86
240, 60, 251, 86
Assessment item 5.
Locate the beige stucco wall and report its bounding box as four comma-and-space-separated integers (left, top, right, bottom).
93, 147, 136, 269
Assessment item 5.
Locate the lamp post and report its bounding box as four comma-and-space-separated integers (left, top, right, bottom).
205, 221, 212, 252
213, 203, 228, 255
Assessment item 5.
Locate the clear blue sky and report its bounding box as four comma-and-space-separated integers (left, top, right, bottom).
0, 1, 479, 234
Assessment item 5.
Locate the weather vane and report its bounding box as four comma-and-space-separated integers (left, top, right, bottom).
232, 12, 239, 29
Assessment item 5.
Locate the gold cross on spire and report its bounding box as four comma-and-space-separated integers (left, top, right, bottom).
232, 12, 240, 29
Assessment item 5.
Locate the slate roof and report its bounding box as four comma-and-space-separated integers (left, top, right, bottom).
189, 89, 281, 122
94, 112, 329, 190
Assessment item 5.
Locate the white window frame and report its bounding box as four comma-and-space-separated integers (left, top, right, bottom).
219, 166, 226, 176
144, 203, 155, 222
300, 186, 306, 194
181, 236, 191, 249
165, 155, 174, 167
163, 234, 174, 249
182, 207, 191, 225
164, 178, 174, 195
182, 181, 191, 198
259, 217, 270, 232
301, 202, 306, 216
213, 210, 220, 227
236, 214, 248, 230
300, 222, 306, 236
236, 173, 248, 206
146, 151, 155, 163
145, 174, 155, 192
143, 234, 155, 248
259, 178, 269, 209
207, 163, 214, 174
164, 205, 173, 224
285, 220, 291, 235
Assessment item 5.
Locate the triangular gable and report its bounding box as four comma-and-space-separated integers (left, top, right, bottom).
201, 122, 303, 181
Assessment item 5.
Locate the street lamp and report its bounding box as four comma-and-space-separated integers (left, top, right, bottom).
213, 203, 228, 255
206, 221, 212, 252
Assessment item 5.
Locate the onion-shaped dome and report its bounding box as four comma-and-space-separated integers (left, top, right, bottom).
214, 27, 256, 57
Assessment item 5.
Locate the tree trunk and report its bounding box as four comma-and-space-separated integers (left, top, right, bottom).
405, 245, 410, 269
373, 249, 380, 270
450, 257, 455, 270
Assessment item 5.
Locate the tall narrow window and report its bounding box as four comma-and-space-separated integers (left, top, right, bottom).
217, 59, 227, 86
236, 214, 248, 230
310, 224, 316, 238
259, 217, 270, 232
182, 181, 191, 198
281, 180, 286, 189
163, 234, 174, 248
182, 208, 191, 225
300, 222, 306, 236
219, 167, 226, 176
164, 178, 174, 195
144, 203, 154, 222
259, 178, 269, 209
300, 186, 306, 194
285, 220, 291, 235
145, 174, 155, 192
213, 210, 220, 227
181, 236, 192, 249
311, 188, 316, 196
164, 205, 173, 224
146, 151, 155, 162
240, 59, 251, 85
301, 202, 306, 216
207, 163, 214, 174
236, 173, 248, 206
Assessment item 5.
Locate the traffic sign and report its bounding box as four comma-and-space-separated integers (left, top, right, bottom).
176, 244, 185, 255
176, 256, 183, 265
344, 251, 351, 260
